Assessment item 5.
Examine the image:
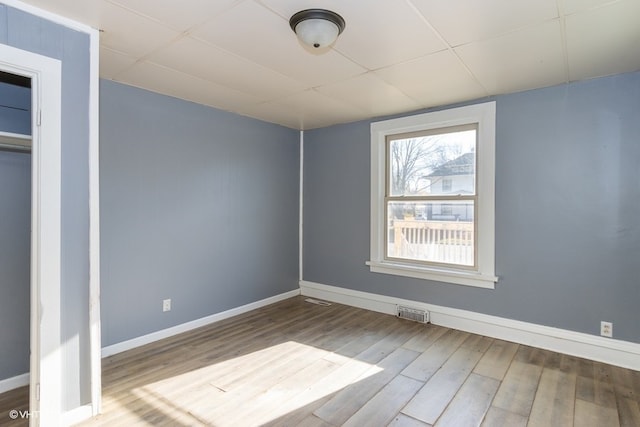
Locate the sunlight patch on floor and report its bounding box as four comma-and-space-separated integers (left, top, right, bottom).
112, 341, 383, 426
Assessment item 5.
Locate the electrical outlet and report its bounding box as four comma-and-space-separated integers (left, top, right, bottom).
600, 321, 612, 338
163, 299, 171, 312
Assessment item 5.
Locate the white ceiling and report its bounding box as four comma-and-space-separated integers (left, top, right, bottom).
19, 0, 640, 129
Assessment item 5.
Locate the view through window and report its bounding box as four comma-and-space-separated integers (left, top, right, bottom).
385, 125, 477, 267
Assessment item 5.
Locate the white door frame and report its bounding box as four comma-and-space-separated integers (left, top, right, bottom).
2, 1, 102, 424
0, 44, 62, 426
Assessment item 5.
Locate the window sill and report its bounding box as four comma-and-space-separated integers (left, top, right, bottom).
366, 260, 497, 289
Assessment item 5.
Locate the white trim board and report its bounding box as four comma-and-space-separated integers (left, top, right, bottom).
300, 280, 640, 371
298, 130, 304, 282
0, 373, 29, 394
87, 18, 102, 418
102, 289, 301, 358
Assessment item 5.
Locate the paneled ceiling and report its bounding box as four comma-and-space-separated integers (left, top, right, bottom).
19, 0, 640, 129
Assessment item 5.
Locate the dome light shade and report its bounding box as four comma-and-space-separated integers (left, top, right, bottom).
289, 9, 345, 49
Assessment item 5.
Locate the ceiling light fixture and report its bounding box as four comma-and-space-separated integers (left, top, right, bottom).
289, 9, 345, 49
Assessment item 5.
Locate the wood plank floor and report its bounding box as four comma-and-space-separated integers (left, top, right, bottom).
0, 384, 28, 427
1, 296, 639, 426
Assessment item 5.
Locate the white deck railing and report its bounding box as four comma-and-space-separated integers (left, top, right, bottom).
390, 219, 474, 266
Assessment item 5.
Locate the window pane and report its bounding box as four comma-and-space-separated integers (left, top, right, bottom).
388, 127, 476, 197
387, 201, 474, 266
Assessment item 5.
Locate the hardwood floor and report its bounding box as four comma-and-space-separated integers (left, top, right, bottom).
1, 296, 639, 426
0, 385, 28, 427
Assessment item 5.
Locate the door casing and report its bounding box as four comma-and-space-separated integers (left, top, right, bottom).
0, 42, 62, 427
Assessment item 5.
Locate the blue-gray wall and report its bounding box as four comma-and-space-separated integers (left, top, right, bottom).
0, 150, 30, 385
0, 3, 92, 411
304, 71, 640, 344
100, 80, 299, 346
0, 77, 30, 389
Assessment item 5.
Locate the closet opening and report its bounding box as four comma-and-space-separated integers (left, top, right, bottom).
0, 69, 32, 424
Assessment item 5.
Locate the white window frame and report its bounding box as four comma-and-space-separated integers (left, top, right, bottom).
367, 102, 497, 289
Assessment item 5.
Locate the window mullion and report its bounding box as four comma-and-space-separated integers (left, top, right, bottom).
385, 195, 476, 202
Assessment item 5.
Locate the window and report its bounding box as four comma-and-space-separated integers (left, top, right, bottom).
386, 125, 476, 267
442, 178, 452, 193
368, 102, 497, 288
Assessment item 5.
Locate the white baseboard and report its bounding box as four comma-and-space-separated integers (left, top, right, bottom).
0, 372, 29, 394
102, 289, 300, 357
300, 280, 640, 371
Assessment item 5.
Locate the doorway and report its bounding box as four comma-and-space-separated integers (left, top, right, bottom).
0, 43, 62, 426
0, 69, 32, 425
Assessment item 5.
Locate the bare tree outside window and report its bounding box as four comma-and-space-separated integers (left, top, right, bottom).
389, 136, 452, 197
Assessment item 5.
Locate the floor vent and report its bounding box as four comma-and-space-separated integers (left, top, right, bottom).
305, 298, 332, 306
397, 305, 429, 323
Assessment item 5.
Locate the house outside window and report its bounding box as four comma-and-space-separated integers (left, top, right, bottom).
368, 102, 497, 289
